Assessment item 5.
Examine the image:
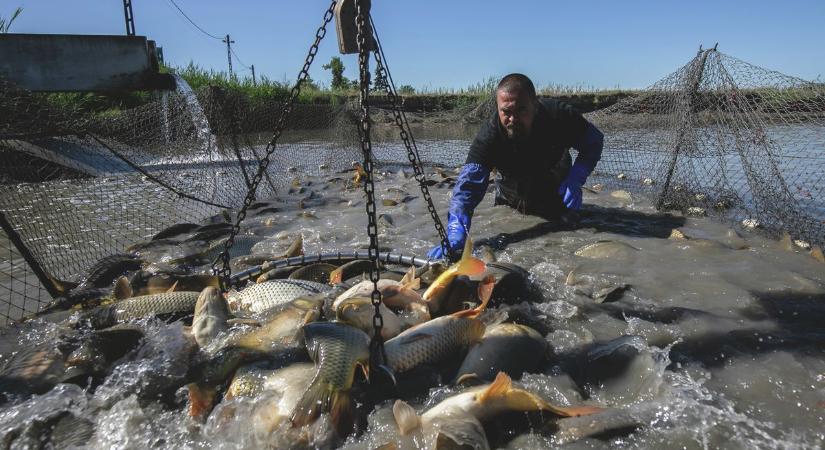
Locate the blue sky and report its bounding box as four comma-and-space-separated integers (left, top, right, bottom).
7, 0, 825, 90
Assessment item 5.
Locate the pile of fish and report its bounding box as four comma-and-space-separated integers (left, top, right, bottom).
0, 229, 635, 448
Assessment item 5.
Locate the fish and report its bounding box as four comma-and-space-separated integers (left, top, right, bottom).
336, 296, 402, 340
151, 222, 200, 241
384, 275, 495, 374
74, 253, 144, 291
573, 240, 640, 259
256, 265, 300, 283
201, 235, 263, 263
422, 238, 487, 315
289, 263, 339, 284
291, 322, 370, 437
76, 290, 201, 329
455, 323, 547, 385
392, 372, 604, 437
223, 363, 317, 435
328, 259, 377, 284
128, 271, 220, 296
187, 295, 325, 419
227, 279, 330, 314
192, 287, 230, 347
334, 266, 424, 314
184, 223, 234, 243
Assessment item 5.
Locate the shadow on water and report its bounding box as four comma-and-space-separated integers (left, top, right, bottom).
567, 290, 825, 375
476, 205, 685, 250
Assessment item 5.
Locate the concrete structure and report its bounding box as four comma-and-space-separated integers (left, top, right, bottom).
0, 33, 175, 92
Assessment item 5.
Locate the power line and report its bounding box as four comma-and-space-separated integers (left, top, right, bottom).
230, 47, 251, 70
166, 0, 223, 41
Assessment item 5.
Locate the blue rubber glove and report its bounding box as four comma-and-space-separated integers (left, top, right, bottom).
427, 163, 490, 260
427, 225, 466, 260
557, 162, 590, 210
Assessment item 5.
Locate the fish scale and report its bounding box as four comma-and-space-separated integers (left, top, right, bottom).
384, 314, 486, 373
81, 291, 200, 329
228, 279, 330, 313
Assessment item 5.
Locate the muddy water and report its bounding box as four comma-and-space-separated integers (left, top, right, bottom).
0, 161, 823, 449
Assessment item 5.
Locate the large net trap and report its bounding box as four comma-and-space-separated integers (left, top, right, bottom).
1, 25, 824, 325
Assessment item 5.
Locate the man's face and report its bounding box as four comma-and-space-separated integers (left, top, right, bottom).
496, 89, 537, 141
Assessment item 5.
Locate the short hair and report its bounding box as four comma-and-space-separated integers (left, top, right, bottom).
496, 73, 536, 99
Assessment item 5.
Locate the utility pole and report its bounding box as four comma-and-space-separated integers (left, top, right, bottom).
223, 34, 235, 78
251, 64, 256, 85
123, 0, 136, 36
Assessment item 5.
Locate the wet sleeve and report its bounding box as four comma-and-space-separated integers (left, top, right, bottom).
447, 163, 491, 236
571, 121, 604, 171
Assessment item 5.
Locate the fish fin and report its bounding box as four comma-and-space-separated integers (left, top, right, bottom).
456, 237, 487, 276
400, 266, 420, 290
301, 310, 316, 326
455, 373, 482, 386
113, 276, 132, 300
392, 400, 421, 435
45, 272, 79, 295
329, 267, 343, 285
451, 274, 495, 319
188, 382, 218, 421
285, 235, 304, 258
291, 375, 353, 437
166, 281, 179, 293
477, 371, 512, 404
399, 333, 433, 345
379, 365, 397, 386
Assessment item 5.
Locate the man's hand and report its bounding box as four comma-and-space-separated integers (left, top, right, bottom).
558, 163, 590, 210
427, 227, 466, 260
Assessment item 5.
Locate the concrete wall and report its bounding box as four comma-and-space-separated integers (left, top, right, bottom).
0, 33, 174, 92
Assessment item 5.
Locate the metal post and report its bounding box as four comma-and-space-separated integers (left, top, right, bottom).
223, 34, 235, 78
251, 64, 256, 85
123, 0, 136, 36
656, 46, 714, 209
0, 211, 62, 299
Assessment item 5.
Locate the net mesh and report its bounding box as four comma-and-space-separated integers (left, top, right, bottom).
1, 48, 823, 325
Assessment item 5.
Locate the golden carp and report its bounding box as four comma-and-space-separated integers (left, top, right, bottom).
187, 295, 324, 420
455, 323, 547, 385
291, 322, 370, 437
336, 297, 402, 340
384, 275, 495, 374
422, 238, 486, 315
191, 287, 230, 347
392, 372, 604, 436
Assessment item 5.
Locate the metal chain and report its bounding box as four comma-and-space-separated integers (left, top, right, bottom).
370, 28, 451, 261
212, 0, 337, 290
355, 0, 385, 364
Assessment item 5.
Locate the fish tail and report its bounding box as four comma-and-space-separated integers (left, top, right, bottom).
456, 237, 486, 275
392, 400, 421, 435
451, 274, 495, 319
291, 374, 353, 437
400, 266, 420, 290
188, 382, 218, 421
329, 267, 343, 284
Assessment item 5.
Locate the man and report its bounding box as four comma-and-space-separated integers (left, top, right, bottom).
428, 73, 604, 259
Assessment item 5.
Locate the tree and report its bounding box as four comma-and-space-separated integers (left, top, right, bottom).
398, 85, 416, 95
0, 7, 22, 33
322, 56, 351, 90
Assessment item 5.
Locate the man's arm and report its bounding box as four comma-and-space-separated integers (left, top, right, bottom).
559, 121, 604, 209
428, 163, 490, 259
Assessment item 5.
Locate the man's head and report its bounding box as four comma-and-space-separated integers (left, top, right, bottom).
495, 73, 538, 141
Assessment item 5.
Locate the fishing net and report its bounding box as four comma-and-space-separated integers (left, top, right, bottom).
1, 47, 823, 325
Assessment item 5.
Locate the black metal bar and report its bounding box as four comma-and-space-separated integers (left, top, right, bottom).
123, 0, 136, 36
230, 251, 432, 285
0, 210, 61, 299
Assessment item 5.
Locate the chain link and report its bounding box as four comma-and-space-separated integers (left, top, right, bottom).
371, 38, 451, 261
211, 0, 337, 290
354, 0, 386, 364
